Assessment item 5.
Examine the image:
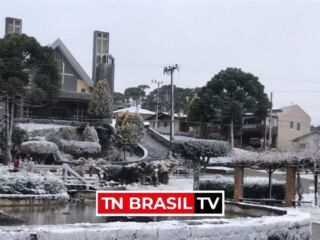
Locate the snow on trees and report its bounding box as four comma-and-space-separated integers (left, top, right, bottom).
88, 79, 113, 120
82, 125, 99, 143
0, 166, 66, 195
20, 141, 59, 156
115, 111, 144, 159
60, 139, 101, 158
0, 34, 60, 164
173, 138, 230, 190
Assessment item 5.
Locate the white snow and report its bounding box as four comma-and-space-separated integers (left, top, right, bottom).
0, 207, 310, 240
0, 166, 67, 195
113, 106, 155, 115
16, 123, 69, 132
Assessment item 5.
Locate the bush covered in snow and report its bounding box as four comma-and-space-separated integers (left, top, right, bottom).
108, 158, 178, 184
0, 167, 66, 195
82, 125, 99, 143
200, 175, 285, 200
60, 139, 101, 157
173, 138, 230, 190
20, 141, 59, 155
115, 111, 144, 156
173, 138, 231, 161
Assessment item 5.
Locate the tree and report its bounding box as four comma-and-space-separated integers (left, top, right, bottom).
124, 85, 150, 107
0, 34, 60, 164
187, 68, 270, 148
113, 92, 129, 110
173, 139, 230, 190
88, 80, 113, 120
115, 111, 144, 160
143, 85, 197, 115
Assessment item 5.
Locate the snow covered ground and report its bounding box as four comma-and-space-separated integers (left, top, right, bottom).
16, 123, 69, 132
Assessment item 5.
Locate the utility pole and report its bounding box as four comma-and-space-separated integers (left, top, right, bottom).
268, 92, 273, 148
163, 64, 179, 143
151, 79, 163, 129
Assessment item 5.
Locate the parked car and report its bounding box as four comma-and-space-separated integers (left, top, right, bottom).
249, 138, 262, 148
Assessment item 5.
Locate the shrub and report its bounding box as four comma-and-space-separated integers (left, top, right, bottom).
115, 111, 144, 155
88, 79, 113, 119
60, 139, 101, 157
82, 125, 99, 143
200, 175, 285, 200
173, 138, 230, 190
20, 141, 59, 155
0, 167, 66, 195
58, 127, 78, 141
0, 127, 28, 154
109, 158, 178, 184
96, 123, 115, 152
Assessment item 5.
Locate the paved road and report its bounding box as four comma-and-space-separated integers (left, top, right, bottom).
139, 132, 169, 159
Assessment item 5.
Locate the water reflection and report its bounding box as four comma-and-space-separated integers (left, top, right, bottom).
0, 203, 256, 226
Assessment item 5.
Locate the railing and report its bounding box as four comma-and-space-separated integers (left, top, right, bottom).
29, 163, 99, 190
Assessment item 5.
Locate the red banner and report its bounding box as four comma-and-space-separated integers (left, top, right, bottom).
96, 191, 224, 216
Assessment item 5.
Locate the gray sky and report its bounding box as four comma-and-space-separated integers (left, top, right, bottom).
2, 0, 320, 124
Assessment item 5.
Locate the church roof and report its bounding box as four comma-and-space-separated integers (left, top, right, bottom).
51, 38, 93, 87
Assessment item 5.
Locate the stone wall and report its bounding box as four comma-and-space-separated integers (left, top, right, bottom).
0, 204, 311, 240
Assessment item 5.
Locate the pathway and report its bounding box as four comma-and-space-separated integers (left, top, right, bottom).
139, 132, 169, 160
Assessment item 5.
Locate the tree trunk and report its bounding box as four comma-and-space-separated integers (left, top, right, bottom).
193, 159, 200, 190
315, 172, 318, 206
4, 97, 13, 165
230, 119, 234, 148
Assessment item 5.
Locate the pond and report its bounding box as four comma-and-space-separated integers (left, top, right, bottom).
0, 202, 270, 226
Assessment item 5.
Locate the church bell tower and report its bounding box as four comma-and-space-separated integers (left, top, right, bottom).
92, 31, 114, 93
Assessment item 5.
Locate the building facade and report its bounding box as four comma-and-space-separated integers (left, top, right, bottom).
92, 31, 115, 92
1, 17, 115, 123
275, 105, 311, 151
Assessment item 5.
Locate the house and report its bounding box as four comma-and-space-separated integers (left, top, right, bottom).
113, 106, 155, 120
292, 131, 320, 151
273, 105, 311, 151
1, 17, 115, 123
241, 105, 311, 151
146, 112, 190, 134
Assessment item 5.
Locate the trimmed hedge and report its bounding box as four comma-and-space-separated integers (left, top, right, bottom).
20, 141, 58, 155
60, 139, 101, 157
200, 175, 285, 200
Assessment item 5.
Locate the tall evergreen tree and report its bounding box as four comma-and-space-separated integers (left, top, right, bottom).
0, 33, 60, 164
188, 68, 270, 148
88, 80, 113, 120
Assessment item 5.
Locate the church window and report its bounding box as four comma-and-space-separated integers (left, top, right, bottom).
97, 39, 102, 52
102, 40, 107, 53
81, 88, 86, 93
102, 55, 107, 63
97, 56, 101, 64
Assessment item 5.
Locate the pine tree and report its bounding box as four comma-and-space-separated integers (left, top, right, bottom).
88, 80, 113, 120
0, 34, 60, 164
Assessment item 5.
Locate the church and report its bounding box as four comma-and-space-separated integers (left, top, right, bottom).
2, 17, 115, 122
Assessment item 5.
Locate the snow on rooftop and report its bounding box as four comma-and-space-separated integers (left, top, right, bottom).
113, 106, 155, 115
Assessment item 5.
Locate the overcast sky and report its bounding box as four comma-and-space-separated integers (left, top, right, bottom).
1, 0, 320, 124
